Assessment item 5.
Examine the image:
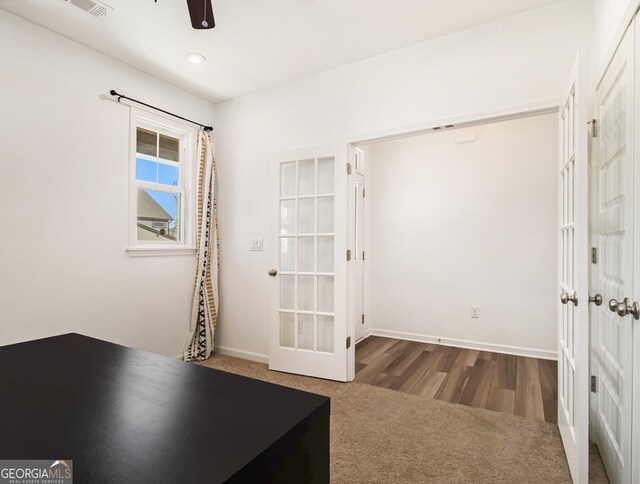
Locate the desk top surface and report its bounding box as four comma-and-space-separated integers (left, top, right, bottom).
0, 333, 329, 483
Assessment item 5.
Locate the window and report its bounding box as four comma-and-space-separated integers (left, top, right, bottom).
128, 110, 195, 255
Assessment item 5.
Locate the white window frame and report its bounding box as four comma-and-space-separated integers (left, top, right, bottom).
126, 108, 197, 257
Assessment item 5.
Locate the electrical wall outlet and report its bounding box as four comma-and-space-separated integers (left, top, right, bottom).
471, 306, 480, 319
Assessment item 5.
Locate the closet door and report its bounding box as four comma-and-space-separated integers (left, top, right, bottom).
592, 23, 635, 484
557, 51, 590, 484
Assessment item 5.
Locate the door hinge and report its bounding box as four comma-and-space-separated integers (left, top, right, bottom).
361, 314, 364, 324
347, 163, 352, 175
346, 249, 352, 261
591, 247, 597, 264
591, 375, 597, 393
363, 188, 366, 198
346, 336, 351, 349
362, 251, 365, 261
588, 119, 598, 138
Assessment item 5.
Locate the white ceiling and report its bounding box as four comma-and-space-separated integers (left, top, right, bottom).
0, 0, 565, 102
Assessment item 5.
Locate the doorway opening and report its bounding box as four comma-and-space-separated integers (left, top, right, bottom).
349, 112, 560, 422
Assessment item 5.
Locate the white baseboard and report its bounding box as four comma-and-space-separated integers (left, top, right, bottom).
214, 345, 269, 364
366, 328, 558, 360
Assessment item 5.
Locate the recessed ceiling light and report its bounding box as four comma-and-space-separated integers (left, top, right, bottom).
186, 52, 206, 64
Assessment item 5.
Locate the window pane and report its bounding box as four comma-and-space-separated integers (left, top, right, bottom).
158, 163, 179, 186
159, 133, 180, 161
136, 158, 157, 183
137, 189, 180, 241
136, 128, 157, 157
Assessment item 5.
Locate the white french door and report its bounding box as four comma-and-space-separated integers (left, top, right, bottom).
269, 145, 349, 381
591, 23, 635, 484
558, 51, 589, 484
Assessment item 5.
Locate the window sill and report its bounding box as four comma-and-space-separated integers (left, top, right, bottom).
126, 246, 197, 257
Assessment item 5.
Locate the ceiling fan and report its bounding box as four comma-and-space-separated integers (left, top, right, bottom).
154, 0, 215, 30
185, 0, 215, 29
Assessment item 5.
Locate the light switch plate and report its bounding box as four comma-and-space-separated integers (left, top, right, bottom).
249, 239, 263, 251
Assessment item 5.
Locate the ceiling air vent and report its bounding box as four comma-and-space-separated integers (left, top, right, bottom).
64, 0, 113, 18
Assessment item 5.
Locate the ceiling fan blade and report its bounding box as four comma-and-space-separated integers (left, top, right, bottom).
186, 0, 215, 30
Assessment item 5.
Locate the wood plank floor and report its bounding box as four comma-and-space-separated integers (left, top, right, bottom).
355, 336, 557, 424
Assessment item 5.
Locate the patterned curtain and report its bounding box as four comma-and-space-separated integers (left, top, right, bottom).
183, 130, 219, 361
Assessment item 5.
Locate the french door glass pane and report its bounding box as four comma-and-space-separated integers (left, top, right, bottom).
278, 157, 335, 355
280, 275, 295, 310
298, 237, 314, 272
280, 237, 295, 272
281, 161, 296, 197
280, 200, 295, 235
298, 275, 314, 311
317, 315, 334, 353
318, 157, 334, 194
298, 198, 314, 234
298, 314, 314, 350
318, 197, 334, 233
317, 236, 334, 273
317, 276, 334, 313
298, 159, 315, 196
280, 313, 295, 348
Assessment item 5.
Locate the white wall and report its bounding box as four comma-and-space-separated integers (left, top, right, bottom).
362, 114, 558, 356
0, 10, 215, 356
594, 0, 637, 69
214, 0, 591, 359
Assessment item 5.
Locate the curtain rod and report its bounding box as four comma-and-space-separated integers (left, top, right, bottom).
109, 90, 213, 132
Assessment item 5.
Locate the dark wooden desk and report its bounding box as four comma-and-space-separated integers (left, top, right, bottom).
0, 334, 330, 483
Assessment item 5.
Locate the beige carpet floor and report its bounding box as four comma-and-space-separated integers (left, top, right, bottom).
198, 355, 608, 483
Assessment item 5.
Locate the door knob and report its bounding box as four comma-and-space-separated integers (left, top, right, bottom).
561, 291, 578, 306
609, 298, 640, 320
268, 269, 278, 277
631, 302, 640, 320
609, 298, 630, 317
630, 301, 640, 320
589, 294, 603, 306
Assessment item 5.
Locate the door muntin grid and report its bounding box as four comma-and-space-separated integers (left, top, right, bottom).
279, 157, 335, 353
559, 86, 577, 430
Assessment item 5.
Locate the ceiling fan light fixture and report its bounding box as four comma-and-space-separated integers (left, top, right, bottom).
186, 52, 206, 64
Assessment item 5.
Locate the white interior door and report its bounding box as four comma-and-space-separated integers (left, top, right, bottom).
558, 51, 589, 484
353, 173, 365, 342
269, 145, 349, 381
592, 24, 635, 484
